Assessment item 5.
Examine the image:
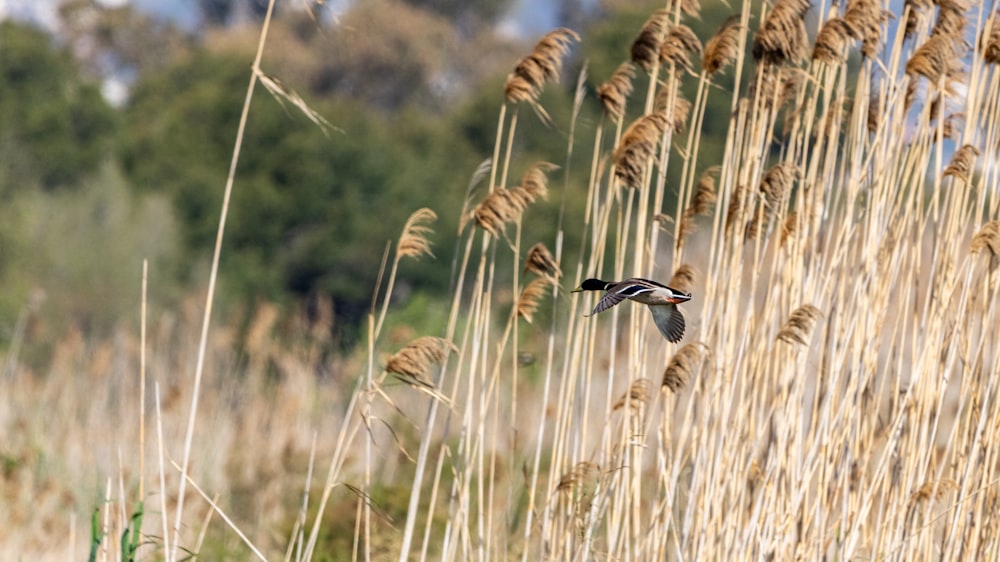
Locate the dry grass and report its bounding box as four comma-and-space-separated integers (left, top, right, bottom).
6, 1, 1000, 561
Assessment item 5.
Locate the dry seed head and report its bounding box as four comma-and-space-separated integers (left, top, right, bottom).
703, 15, 742, 75
524, 242, 561, 278
813, 18, 853, 63
613, 378, 652, 410
971, 220, 1000, 271
725, 183, 746, 233
906, 34, 963, 83
780, 211, 799, 246
777, 304, 823, 346
943, 144, 979, 182
660, 25, 703, 74
557, 461, 600, 493
663, 343, 705, 392
597, 62, 636, 120
679, 167, 719, 244
981, 12, 1000, 64
386, 336, 457, 385
692, 166, 720, 214
517, 276, 556, 323
909, 479, 959, 504
932, 0, 969, 39
867, 91, 881, 133
396, 208, 437, 259
843, 0, 888, 59
670, 0, 702, 19
759, 162, 796, 207
521, 161, 557, 200
614, 113, 669, 188
669, 264, 696, 294
753, 0, 811, 64
904, 0, 934, 38
504, 28, 580, 104
472, 163, 553, 236
631, 10, 671, 71
654, 90, 693, 133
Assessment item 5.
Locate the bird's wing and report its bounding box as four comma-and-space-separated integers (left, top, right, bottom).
648, 304, 686, 342
591, 283, 657, 315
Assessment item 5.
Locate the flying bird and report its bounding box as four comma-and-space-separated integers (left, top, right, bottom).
572, 277, 691, 342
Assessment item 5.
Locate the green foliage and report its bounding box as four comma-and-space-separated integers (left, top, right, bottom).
88, 507, 102, 562
0, 21, 117, 191
119, 502, 143, 562
121, 52, 480, 332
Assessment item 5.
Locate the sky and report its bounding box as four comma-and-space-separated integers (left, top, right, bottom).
0, 0, 561, 37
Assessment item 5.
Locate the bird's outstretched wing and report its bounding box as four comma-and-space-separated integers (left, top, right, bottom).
590, 282, 657, 315
648, 304, 686, 342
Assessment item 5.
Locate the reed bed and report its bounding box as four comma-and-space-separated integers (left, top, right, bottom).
5, 0, 1000, 559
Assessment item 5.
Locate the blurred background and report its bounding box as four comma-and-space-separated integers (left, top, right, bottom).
0, 0, 724, 357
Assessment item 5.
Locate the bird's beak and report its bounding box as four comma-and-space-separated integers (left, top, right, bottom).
571, 286, 583, 293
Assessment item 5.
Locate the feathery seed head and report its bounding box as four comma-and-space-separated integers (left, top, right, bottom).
703, 15, 742, 75
631, 10, 672, 71
524, 242, 561, 278
753, 0, 811, 65
971, 221, 1000, 271
981, 12, 1000, 64
669, 264, 696, 294
504, 28, 580, 104
397, 208, 437, 260
663, 343, 706, 392
777, 304, 823, 346
943, 144, 979, 182
597, 62, 636, 120
517, 276, 556, 323
386, 336, 457, 386
613, 378, 652, 410
660, 25, 703, 74
614, 113, 669, 188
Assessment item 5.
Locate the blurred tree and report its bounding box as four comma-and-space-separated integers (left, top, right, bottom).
401, 0, 512, 33
121, 52, 478, 334
0, 21, 117, 192
198, 0, 277, 26
58, 1, 193, 83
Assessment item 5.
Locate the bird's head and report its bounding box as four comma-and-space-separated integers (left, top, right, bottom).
572, 278, 610, 293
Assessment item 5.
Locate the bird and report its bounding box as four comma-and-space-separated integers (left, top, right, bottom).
572, 277, 692, 342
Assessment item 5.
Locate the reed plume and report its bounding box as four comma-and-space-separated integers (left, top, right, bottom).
753, 0, 811, 64
668, 264, 696, 294
813, 18, 854, 63
903, 0, 933, 38
942, 144, 979, 182
631, 10, 671, 71
386, 336, 458, 386
471, 163, 554, 236
654, 89, 692, 133
396, 208, 437, 259
679, 166, 720, 243
971, 221, 1000, 271
597, 62, 636, 121
524, 242, 561, 278
613, 378, 652, 410
703, 15, 742, 75
777, 305, 823, 346
504, 28, 580, 104
660, 25, 703, 74
906, 34, 964, 83
517, 276, 556, 323
981, 12, 1000, 64
844, 0, 887, 58
614, 113, 668, 188
663, 343, 705, 392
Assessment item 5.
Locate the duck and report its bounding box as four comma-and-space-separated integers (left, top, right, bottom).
572, 277, 692, 342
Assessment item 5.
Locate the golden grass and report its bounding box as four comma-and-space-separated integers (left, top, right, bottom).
7, 1, 1000, 560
